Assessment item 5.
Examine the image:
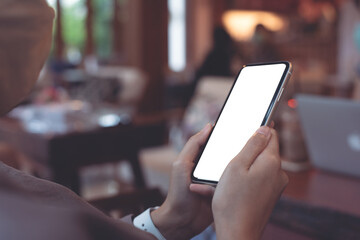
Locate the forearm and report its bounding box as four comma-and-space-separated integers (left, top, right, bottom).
213, 205, 272, 240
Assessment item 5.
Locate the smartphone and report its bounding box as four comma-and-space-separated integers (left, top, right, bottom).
191, 61, 292, 185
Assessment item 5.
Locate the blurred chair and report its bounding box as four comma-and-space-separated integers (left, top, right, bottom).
89, 66, 148, 107
58, 66, 147, 111
139, 76, 233, 193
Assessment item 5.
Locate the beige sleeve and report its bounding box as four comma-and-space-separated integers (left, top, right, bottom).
0, 0, 54, 114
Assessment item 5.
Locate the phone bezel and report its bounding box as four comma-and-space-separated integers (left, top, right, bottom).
191, 61, 292, 186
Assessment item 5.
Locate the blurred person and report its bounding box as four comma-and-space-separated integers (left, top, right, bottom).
194, 27, 235, 80
251, 24, 281, 63
181, 26, 236, 107
0, 1, 288, 240
298, 0, 336, 36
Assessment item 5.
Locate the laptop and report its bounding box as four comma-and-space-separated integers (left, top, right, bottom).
296, 94, 360, 177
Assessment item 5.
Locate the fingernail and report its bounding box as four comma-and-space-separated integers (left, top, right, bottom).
201, 123, 211, 134
256, 126, 270, 137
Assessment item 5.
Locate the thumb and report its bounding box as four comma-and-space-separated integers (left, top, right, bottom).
178, 123, 212, 161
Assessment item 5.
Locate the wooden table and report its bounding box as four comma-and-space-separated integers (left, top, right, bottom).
284, 169, 360, 216
263, 169, 360, 239
0, 115, 146, 194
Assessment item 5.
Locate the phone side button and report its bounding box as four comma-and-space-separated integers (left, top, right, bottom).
277, 88, 284, 102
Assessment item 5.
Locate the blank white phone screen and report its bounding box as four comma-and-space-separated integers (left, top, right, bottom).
193, 63, 286, 182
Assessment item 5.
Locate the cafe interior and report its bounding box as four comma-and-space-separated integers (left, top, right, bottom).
1, 0, 360, 239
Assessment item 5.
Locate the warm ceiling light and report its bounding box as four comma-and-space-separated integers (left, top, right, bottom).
222, 10, 287, 41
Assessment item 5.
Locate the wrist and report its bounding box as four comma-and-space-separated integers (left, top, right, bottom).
214, 216, 262, 240
151, 203, 194, 240
215, 223, 257, 240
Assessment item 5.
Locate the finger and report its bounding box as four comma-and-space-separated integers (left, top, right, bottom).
270, 121, 275, 128
178, 123, 212, 161
232, 126, 272, 169
259, 129, 280, 157
252, 129, 281, 168
189, 183, 215, 197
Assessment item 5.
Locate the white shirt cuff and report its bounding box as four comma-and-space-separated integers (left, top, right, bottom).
133, 207, 166, 240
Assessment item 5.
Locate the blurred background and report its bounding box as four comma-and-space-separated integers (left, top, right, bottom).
1, 0, 360, 239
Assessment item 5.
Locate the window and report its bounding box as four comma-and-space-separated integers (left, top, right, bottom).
63, 0, 86, 63
47, 0, 86, 63
93, 0, 113, 60
46, 0, 117, 62
168, 0, 186, 72
47, 0, 56, 7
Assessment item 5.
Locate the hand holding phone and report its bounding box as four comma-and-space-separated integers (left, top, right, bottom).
211, 126, 289, 239
191, 61, 292, 185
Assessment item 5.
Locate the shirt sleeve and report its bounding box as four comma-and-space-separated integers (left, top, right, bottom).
0, 0, 55, 114
133, 207, 166, 240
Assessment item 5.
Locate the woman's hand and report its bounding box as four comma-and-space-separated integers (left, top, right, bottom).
151, 124, 215, 240
212, 126, 288, 240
